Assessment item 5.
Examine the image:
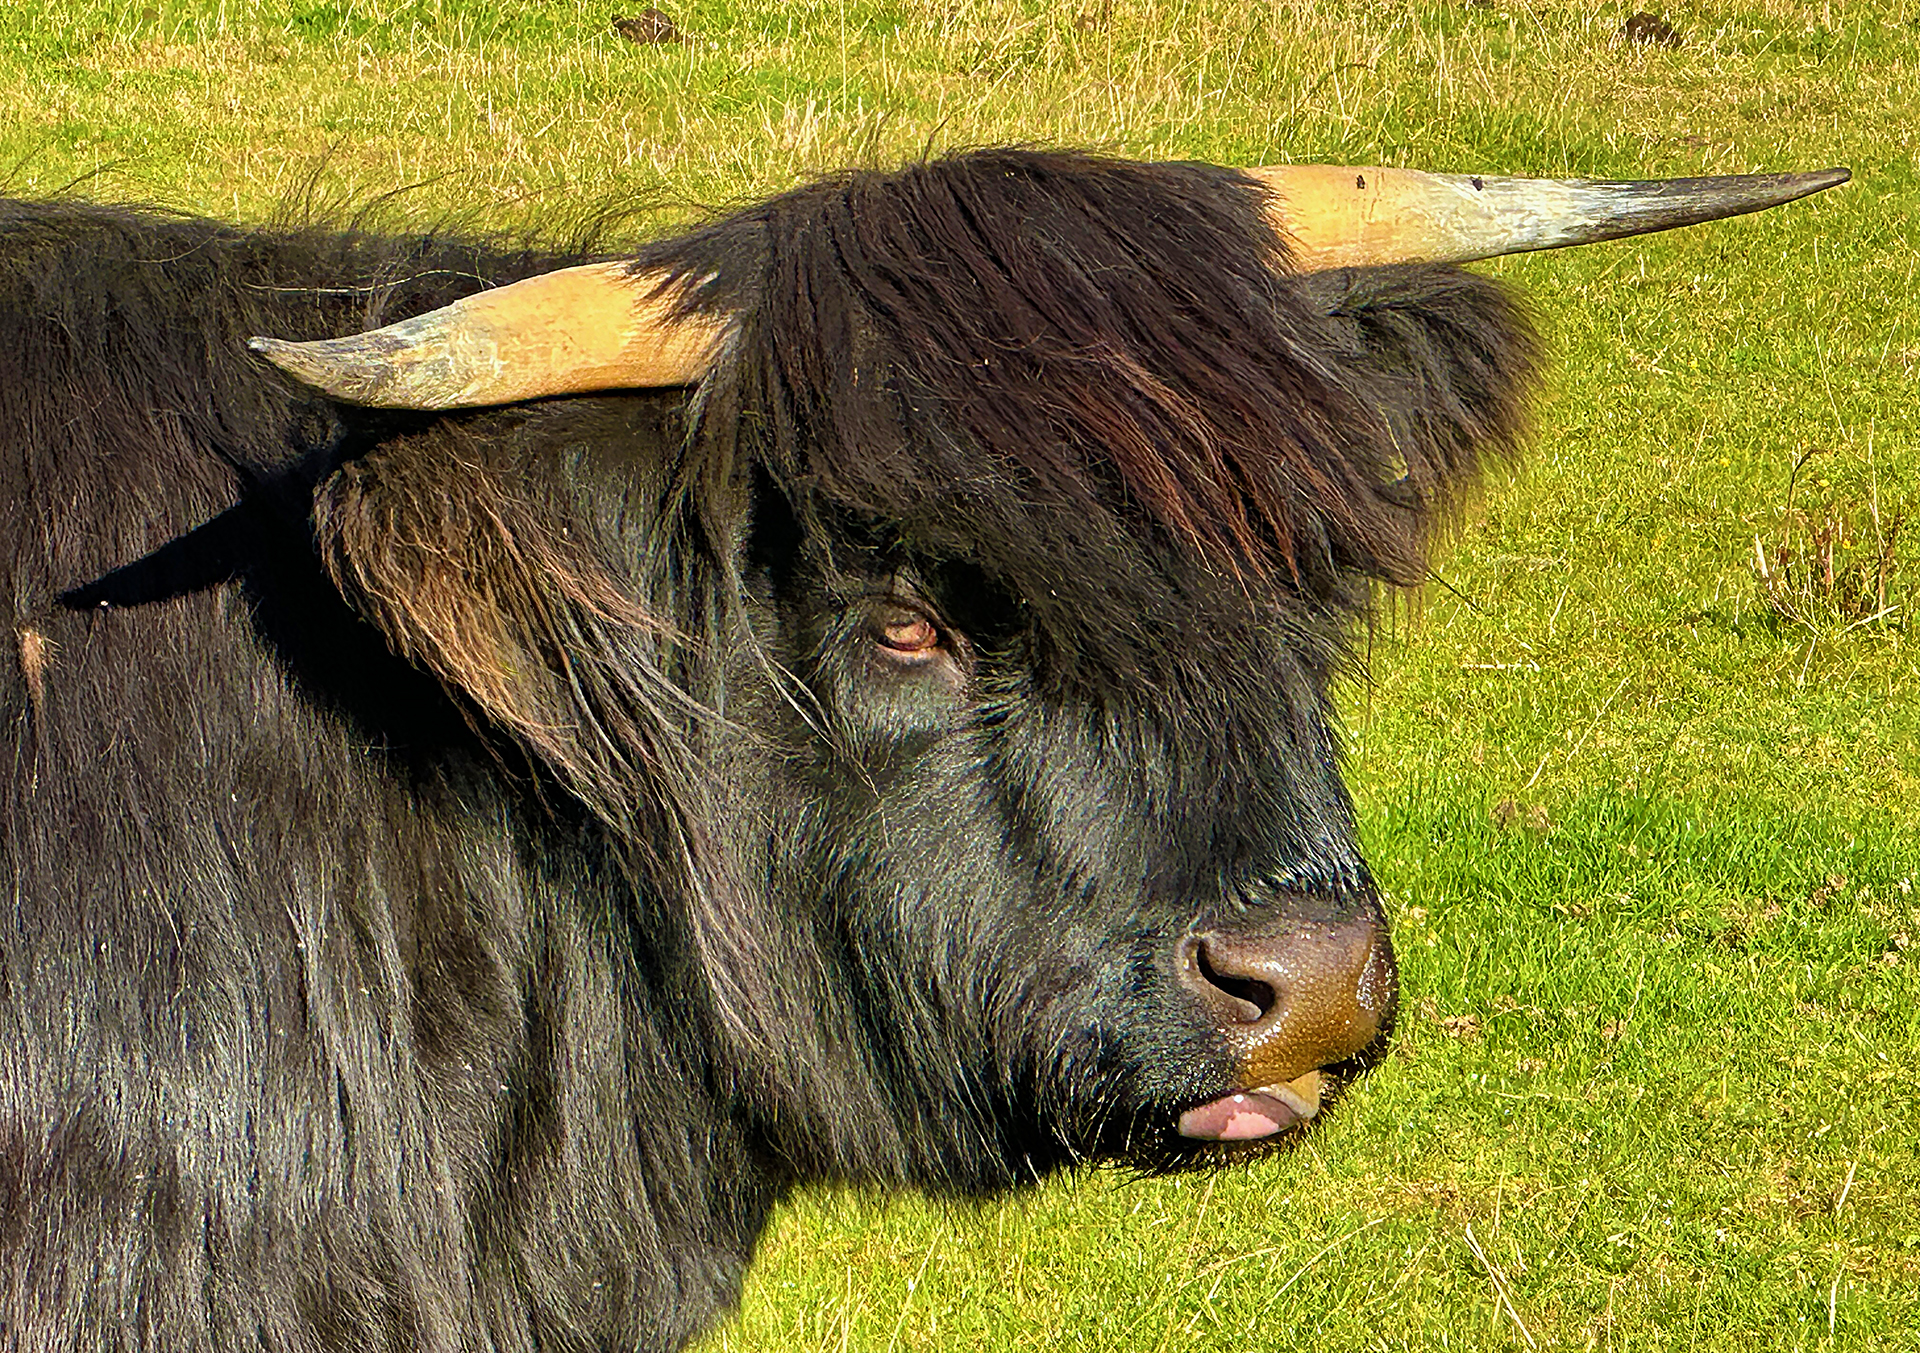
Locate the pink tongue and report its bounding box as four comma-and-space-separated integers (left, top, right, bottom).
1177, 1090, 1303, 1141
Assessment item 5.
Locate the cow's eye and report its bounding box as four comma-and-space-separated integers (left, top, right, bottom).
872, 608, 943, 661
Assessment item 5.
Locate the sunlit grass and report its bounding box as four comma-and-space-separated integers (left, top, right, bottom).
3, 2, 1915, 1347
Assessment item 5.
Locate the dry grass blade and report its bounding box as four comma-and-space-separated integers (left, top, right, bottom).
1463, 1222, 1537, 1350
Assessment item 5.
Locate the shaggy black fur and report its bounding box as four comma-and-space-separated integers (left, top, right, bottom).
0, 150, 1537, 1350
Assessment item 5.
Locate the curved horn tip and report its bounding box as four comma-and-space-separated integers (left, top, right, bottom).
246, 260, 726, 409
248, 334, 415, 406
249, 333, 344, 389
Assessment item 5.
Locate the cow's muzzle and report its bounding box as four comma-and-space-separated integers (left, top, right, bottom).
1173, 909, 1396, 1141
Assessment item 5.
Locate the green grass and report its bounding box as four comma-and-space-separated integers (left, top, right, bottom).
3, 1, 1916, 1347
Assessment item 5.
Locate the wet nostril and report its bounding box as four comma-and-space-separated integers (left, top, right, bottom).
1192, 937, 1278, 1023
1177, 917, 1394, 1083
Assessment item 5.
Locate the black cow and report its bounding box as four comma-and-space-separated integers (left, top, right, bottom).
0, 149, 1840, 1350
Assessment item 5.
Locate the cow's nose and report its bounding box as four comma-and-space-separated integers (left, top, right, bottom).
1176, 915, 1395, 1083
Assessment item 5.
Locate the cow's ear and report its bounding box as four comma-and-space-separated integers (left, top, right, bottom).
310, 415, 692, 831
312, 416, 816, 1076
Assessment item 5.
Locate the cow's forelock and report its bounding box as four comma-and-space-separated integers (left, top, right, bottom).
659, 148, 1538, 692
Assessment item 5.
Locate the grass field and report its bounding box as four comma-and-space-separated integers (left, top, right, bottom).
3, 1, 1916, 1347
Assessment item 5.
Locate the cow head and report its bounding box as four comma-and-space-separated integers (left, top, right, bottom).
267, 151, 1842, 1188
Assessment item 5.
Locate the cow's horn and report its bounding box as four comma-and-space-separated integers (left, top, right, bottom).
249, 261, 725, 408
1244, 165, 1851, 270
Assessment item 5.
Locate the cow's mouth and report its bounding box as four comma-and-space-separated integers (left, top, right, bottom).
1176, 1069, 1323, 1141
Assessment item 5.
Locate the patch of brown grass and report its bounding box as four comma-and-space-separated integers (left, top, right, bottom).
1753, 446, 1908, 636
